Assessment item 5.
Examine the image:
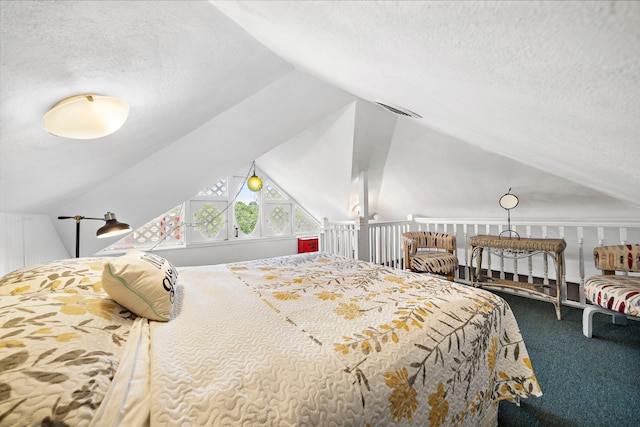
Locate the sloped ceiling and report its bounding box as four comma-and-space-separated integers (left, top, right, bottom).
215, 0, 640, 206
1, 1, 639, 256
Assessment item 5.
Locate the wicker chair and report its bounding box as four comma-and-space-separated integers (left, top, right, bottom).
582, 244, 640, 338
402, 231, 458, 281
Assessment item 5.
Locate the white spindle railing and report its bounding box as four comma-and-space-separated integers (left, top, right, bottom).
319, 217, 640, 309
319, 219, 359, 259
368, 220, 413, 268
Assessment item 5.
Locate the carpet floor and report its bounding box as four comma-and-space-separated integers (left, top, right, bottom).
494, 291, 640, 427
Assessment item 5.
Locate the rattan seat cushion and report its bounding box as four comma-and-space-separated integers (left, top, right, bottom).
409, 252, 458, 275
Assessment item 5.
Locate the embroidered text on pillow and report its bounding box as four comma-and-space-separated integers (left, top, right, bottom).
141, 252, 177, 303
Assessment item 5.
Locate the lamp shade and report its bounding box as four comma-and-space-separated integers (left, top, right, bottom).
96, 212, 131, 238
247, 174, 263, 192
44, 94, 129, 139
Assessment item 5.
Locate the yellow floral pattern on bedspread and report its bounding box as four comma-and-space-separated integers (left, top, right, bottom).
0, 257, 113, 296
0, 258, 136, 426
230, 253, 541, 426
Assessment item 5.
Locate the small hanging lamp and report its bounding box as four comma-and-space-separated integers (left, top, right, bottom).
247, 161, 263, 192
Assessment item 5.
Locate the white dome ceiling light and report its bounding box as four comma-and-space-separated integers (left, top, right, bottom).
44, 94, 129, 139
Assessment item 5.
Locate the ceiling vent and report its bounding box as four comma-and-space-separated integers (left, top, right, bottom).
375, 101, 422, 119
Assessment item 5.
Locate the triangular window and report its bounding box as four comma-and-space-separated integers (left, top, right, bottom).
100, 169, 319, 253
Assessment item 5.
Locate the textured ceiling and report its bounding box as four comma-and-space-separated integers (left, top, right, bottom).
215, 1, 640, 206
0, 0, 292, 212
1, 1, 639, 255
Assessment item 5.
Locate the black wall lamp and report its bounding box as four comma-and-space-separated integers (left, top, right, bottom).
58, 212, 131, 258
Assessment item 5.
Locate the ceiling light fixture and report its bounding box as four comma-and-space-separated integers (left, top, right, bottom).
247, 161, 263, 192
44, 94, 129, 139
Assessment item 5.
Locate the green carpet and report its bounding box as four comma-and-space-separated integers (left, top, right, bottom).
495, 291, 640, 427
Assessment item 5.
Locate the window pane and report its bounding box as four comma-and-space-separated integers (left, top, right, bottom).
197, 178, 227, 197
264, 182, 286, 200
136, 205, 184, 247
295, 206, 320, 236
101, 204, 184, 251
234, 183, 259, 236
192, 201, 227, 240
266, 204, 291, 235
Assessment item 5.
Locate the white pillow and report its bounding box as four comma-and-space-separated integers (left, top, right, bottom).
102, 250, 177, 321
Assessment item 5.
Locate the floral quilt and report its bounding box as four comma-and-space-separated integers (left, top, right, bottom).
148, 253, 541, 426
0, 258, 136, 426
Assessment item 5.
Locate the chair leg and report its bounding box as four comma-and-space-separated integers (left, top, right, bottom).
612, 313, 628, 326
582, 305, 597, 338
583, 305, 630, 338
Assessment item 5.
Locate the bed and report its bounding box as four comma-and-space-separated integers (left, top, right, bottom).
0, 252, 541, 426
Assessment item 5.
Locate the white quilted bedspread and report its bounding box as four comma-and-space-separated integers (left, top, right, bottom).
147, 253, 541, 426
149, 264, 361, 426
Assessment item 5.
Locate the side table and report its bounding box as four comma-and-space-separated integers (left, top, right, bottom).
469, 234, 567, 320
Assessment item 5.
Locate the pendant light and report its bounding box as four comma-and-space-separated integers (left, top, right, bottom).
247, 161, 263, 192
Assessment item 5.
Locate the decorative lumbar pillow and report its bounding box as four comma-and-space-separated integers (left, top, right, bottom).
102, 250, 178, 321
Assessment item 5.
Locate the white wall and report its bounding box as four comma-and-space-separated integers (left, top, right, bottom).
0, 212, 69, 276
148, 237, 300, 268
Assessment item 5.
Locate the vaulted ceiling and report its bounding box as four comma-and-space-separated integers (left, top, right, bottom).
1, 1, 639, 256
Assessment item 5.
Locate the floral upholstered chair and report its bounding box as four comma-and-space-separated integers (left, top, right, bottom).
582, 244, 640, 338
402, 231, 458, 281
